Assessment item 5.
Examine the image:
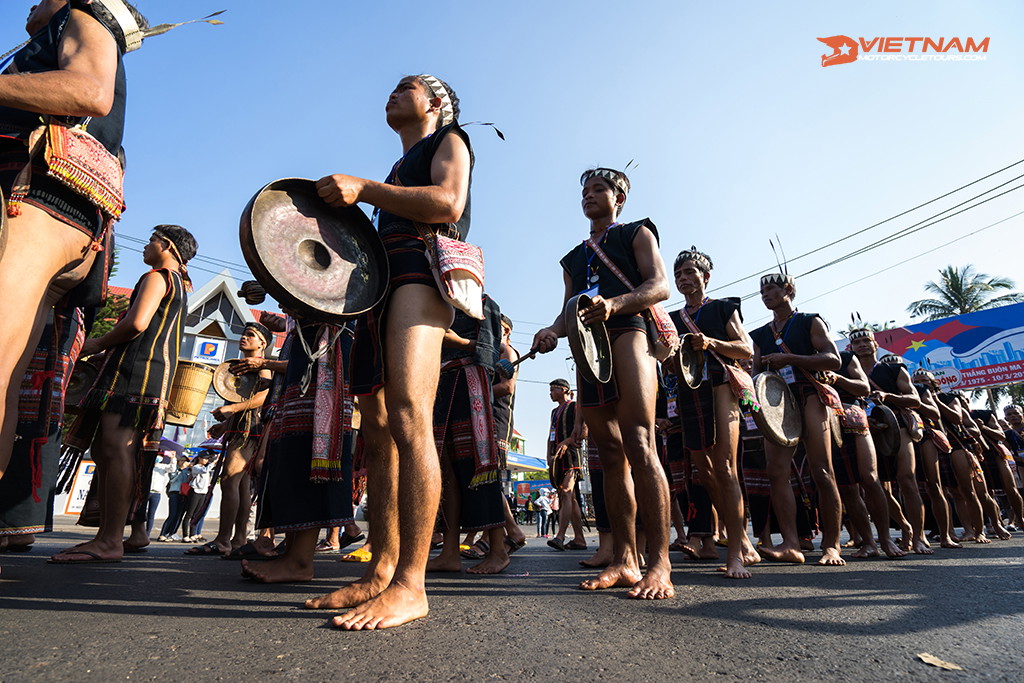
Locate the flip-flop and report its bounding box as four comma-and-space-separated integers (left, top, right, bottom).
504, 537, 527, 554
460, 540, 489, 560
341, 547, 372, 562
48, 550, 121, 564
546, 538, 566, 551
123, 542, 149, 554
564, 540, 588, 550
337, 532, 365, 551
185, 541, 225, 556
222, 541, 279, 561
314, 540, 340, 554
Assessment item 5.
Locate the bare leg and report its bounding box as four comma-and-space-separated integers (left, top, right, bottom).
582, 331, 673, 599
695, 384, 758, 578
306, 391, 398, 609
918, 442, 959, 548
51, 414, 140, 562
854, 435, 905, 558
840, 484, 877, 558
467, 525, 510, 574
759, 441, 804, 563
332, 284, 450, 630
426, 446, 462, 573
242, 528, 317, 583
893, 431, 930, 555
208, 444, 250, 553
951, 450, 987, 542
580, 530, 613, 568
996, 460, 1024, 528
800, 398, 845, 566
975, 476, 1011, 539
0, 206, 96, 477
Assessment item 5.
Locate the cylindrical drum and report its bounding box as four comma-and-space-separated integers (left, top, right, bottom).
165, 360, 215, 427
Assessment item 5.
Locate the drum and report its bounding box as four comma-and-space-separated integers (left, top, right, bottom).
213, 360, 259, 404
564, 293, 612, 385
239, 178, 389, 322
165, 361, 215, 427
667, 333, 705, 389
65, 358, 100, 412
869, 403, 900, 459
751, 371, 801, 447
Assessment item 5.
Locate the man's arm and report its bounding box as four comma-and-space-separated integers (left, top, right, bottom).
874, 368, 921, 409
316, 132, 471, 224
492, 343, 519, 399
762, 317, 840, 372
0, 9, 117, 117
533, 271, 575, 353
828, 354, 870, 398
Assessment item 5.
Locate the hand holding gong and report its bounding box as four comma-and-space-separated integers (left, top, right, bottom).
579, 295, 614, 326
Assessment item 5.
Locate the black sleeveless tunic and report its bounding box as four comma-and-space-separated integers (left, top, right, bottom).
750, 312, 826, 388
669, 297, 741, 386
559, 219, 658, 333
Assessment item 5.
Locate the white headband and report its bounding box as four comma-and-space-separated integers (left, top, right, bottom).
416, 74, 456, 127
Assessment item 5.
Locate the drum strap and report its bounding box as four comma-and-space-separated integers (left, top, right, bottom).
676, 307, 759, 411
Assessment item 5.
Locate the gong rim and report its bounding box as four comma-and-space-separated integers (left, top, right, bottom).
673, 334, 706, 390
65, 358, 100, 410
565, 293, 613, 386
829, 408, 844, 449
870, 404, 900, 458
751, 371, 801, 447
213, 361, 259, 404
239, 178, 389, 322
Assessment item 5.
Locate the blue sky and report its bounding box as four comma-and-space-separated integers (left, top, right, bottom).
5, 1, 1021, 453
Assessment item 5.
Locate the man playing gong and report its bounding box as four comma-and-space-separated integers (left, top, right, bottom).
750, 272, 845, 566
670, 247, 759, 578
303, 75, 473, 629
533, 167, 674, 599
186, 322, 273, 556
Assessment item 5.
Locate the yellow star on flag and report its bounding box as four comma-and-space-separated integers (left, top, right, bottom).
907, 339, 927, 351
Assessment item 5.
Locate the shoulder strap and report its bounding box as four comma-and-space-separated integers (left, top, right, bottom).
586, 236, 636, 290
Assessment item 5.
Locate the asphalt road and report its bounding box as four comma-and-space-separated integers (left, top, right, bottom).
2, 518, 1022, 681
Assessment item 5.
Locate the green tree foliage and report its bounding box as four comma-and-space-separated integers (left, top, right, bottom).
88, 249, 127, 338
907, 264, 1024, 321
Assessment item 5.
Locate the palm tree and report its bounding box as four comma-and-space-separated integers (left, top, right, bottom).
906, 264, 1024, 321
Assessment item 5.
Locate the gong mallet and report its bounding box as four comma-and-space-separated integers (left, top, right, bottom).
495, 349, 539, 379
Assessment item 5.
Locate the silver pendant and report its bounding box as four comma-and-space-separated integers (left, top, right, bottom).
775, 338, 783, 346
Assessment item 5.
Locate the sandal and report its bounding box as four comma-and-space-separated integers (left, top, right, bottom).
314, 540, 340, 554
546, 538, 566, 551
337, 532, 365, 552
504, 537, 527, 554
185, 541, 224, 556
222, 541, 279, 561
460, 540, 489, 560
564, 540, 588, 550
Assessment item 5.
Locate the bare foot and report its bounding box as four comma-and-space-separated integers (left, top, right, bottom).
818, 547, 846, 566
880, 538, 906, 558
757, 545, 805, 564
800, 538, 815, 552
304, 574, 390, 610
425, 554, 462, 573
898, 526, 912, 551
973, 532, 991, 544
912, 539, 933, 555
841, 539, 861, 549
580, 549, 613, 568
50, 540, 122, 563
851, 543, 880, 559
717, 555, 752, 579
466, 553, 510, 575
331, 582, 429, 631
241, 555, 313, 583
995, 526, 1012, 541
627, 566, 675, 599
579, 562, 643, 591
940, 536, 963, 549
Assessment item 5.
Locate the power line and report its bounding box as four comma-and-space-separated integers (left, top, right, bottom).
665, 159, 1024, 307
743, 208, 1024, 327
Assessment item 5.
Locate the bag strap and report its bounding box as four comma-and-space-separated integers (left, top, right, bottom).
768, 316, 841, 407
677, 305, 731, 369
585, 235, 637, 291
